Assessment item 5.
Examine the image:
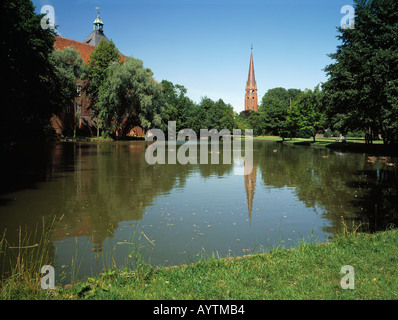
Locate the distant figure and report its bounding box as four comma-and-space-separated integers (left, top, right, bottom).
335, 135, 346, 143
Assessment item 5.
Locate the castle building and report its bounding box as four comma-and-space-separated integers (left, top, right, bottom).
51, 12, 144, 137
244, 47, 258, 111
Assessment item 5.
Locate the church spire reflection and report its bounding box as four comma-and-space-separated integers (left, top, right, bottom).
244, 162, 257, 221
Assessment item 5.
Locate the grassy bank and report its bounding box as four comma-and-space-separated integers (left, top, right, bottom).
254, 136, 398, 156
57, 136, 146, 142
1, 228, 398, 300
254, 136, 382, 145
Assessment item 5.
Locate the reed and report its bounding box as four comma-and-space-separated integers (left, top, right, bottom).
0, 215, 62, 299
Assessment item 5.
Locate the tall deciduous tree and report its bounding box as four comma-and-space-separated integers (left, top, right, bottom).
96, 57, 163, 138
159, 80, 196, 132
1, 0, 65, 140
247, 110, 267, 136
262, 87, 302, 110
287, 86, 326, 142
323, 0, 398, 144
258, 87, 302, 138
49, 47, 83, 137
191, 97, 234, 133
84, 39, 120, 136
50, 47, 83, 97
234, 113, 251, 131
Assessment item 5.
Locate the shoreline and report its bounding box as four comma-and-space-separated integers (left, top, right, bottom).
2, 135, 397, 157
2, 228, 398, 300
253, 136, 398, 157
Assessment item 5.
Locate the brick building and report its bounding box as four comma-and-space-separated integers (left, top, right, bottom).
244, 46, 258, 112
51, 12, 145, 137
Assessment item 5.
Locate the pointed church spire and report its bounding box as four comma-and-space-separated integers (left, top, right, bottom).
245, 46, 258, 111
247, 46, 256, 87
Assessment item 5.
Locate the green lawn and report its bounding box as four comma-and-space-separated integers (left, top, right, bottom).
254, 136, 383, 144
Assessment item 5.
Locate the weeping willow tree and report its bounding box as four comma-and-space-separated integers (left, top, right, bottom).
96, 57, 163, 138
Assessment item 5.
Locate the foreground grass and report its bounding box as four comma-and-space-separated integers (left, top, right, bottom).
1, 229, 398, 300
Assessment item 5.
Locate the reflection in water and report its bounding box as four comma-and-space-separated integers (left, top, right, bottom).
244, 163, 257, 221
348, 168, 398, 232
0, 140, 397, 281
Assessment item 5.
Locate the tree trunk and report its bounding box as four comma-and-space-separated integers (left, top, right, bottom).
382, 125, 388, 144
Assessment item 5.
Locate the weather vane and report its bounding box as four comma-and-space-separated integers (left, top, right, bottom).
96, 6, 100, 15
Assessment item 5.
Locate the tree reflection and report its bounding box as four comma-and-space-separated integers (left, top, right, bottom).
348, 168, 398, 232
254, 141, 398, 234
1, 140, 397, 279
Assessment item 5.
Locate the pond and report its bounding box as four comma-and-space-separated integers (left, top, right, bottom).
0, 140, 397, 283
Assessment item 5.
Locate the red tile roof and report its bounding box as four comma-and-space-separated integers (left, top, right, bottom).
54, 35, 126, 64
54, 35, 96, 63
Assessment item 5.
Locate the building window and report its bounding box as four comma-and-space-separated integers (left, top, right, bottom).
76, 85, 82, 97
66, 106, 71, 113
76, 104, 82, 115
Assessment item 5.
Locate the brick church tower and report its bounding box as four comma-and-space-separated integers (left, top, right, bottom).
244, 46, 258, 111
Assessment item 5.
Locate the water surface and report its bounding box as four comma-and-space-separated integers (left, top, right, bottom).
1, 140, 397, 282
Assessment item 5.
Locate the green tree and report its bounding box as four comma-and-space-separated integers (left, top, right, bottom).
234, 113, 252, 132
1, 0, 65, 140
96, 57, 163, 138
50, 47, 83, 97
211, 99, 235, 132
287, 86, 326, 142
247, 110, 267, 136
159, 80, 196, 132
84, 39, 120, 136
49, 47, 83, 137
191, 97, 235, 134
259, 87, 302, 138
323, 0, 398, 144
259, 97, 288, 137
262, 87, 302, 110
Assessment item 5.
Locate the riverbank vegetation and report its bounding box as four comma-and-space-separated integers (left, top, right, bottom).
1, 224, 397, 300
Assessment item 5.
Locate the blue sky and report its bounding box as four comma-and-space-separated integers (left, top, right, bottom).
34, 0, 354, 113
